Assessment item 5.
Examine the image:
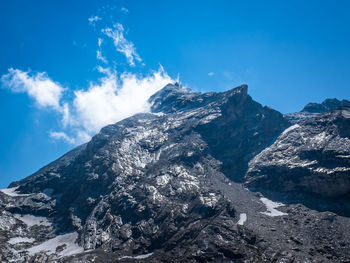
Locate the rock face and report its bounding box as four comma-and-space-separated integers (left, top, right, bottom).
285, 97, 350, 124
246, 109, 350, 216
0, 83, 350, 262
302, 98, 350, 113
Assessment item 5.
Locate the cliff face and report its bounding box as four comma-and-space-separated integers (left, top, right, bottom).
246, 109, 350, 216
1, 84, 350, 262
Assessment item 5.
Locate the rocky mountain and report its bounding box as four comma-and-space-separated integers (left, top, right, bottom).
0, 83, 350, 262
302, 98, 350, 114
284, 97, 350, 124
246, 109, 350, 217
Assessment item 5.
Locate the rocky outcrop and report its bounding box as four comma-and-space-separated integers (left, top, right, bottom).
302, 98, 350, 113
285, 98, 350, 124
246, 109, 350, 216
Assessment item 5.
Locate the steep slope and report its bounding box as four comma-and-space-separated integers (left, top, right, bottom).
246, 109, 350, 216
0, 84, 350, 262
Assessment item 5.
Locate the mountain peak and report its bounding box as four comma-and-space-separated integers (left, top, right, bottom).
150, 83, 250, 114
231, 84, 248, 95
302, 97, 350, 113
149, 83, 200, 113
153, 82, 195, 96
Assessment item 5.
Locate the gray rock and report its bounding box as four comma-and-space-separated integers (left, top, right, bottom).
246, 109, 350, 216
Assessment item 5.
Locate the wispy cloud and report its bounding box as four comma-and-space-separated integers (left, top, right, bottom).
98, 38, 103, 47
1, 69, 64, 110
102, 23, 141, 66
96, 50, 108, 63
208, 72, 214, 77
88, 15, 101, 26
120, 7, 129, 14
73, 41, 87, 48
96, 38, 108, 63
49, 131, 75, 144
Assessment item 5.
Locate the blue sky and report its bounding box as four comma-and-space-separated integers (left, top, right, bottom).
1, 0, 350, 187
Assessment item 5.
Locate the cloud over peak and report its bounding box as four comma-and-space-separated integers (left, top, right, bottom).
1, 17, 176, 145
71, 67, 173, 136
1, 66, 174, 145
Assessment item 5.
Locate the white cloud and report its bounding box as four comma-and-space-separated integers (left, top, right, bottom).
208, 72, 214, 77
98, 38, 103, 47
96, 38, 108, 63
96, 50, 108, 63
102, 23, 141, 66
71, 66, 173, 136
1, 68, 63, 110
2, 66, 174, 145
88, 16, 101, 25
49, 131, 75, 144
61, 103, 70, 127
121, 7, 129, 14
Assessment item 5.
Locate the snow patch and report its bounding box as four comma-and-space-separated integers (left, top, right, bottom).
0, 211, 17, 230
174, 166, 200, 190
147, 185, 164, 202
27, 232, 83, 257
182, 203, 189, 213
237, 213, 247, 225
13, 214, 51, 227
119, 252, 154, 260
0, 187, 30, 197
342, 110, 350, 118
336, 155, 350, 159
311, 132, 327, 144
281, 124, 300, 136
200, 193, 219, 207
260, 197, 288, 217
151, 112, 165, 117
200, 113, 221, 124
8, 237, 35, 245
156, 174, 171, 187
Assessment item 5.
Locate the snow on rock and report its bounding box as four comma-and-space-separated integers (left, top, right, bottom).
27, 232, 83, 257
13, 214, 51, 227
310, 131, 328, 144
0, 211, 17, 230
0, 187, 30, 197
199, 113, 222, 124
342, 110, 350, 118
8, 237, 35, 245
281, 124, 300, 136
146, 185, 164, 202
119, 252, 154, 260
200, 193, 219, 207
260, 197, 288, 217
156, 174, 171, 187
237, 213, 247, 225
